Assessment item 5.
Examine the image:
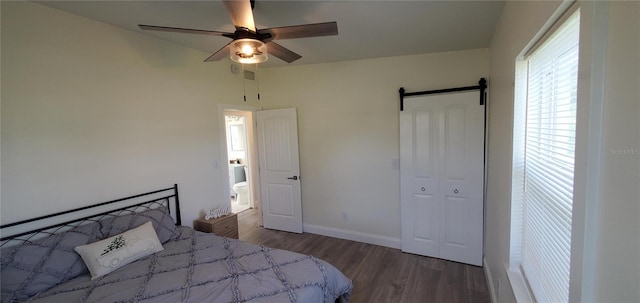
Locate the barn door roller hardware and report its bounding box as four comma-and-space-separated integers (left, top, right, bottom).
398, 78, 487, 111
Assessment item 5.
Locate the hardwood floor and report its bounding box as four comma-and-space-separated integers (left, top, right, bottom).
237, 209, 491, 303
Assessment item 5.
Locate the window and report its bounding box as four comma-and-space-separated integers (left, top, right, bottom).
511, 9, 580, 303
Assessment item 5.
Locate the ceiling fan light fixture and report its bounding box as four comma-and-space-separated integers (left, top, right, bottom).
230, 38, 268, 64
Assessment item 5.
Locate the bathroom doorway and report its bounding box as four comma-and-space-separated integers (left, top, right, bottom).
224, 110, 256, 214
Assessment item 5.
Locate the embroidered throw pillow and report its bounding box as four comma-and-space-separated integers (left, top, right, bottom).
75, 221, 163, 280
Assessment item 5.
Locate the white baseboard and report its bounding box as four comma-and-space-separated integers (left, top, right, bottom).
303, 223, 401, 249
484, 257, 498, 303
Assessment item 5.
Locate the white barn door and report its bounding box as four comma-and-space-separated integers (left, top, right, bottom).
256, 108, 303, 233
400, 91, 484, 266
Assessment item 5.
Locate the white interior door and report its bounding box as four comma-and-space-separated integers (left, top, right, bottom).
400, 91, 484, 266
256, 108, 303, 233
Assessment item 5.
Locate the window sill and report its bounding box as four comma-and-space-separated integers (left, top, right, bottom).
505, 264, 535, 303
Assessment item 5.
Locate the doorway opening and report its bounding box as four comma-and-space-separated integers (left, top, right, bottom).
224, 110, 255, 214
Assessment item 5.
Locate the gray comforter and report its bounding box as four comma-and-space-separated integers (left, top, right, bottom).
25, 227, 352, 302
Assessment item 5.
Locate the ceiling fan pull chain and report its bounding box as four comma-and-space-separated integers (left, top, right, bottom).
256, 63, 261, 101
242, 64, 247, 102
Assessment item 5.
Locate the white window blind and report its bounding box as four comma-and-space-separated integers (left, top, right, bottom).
517, 10, 580, 303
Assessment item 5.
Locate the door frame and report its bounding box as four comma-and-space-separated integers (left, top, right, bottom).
218, 104, 262, 225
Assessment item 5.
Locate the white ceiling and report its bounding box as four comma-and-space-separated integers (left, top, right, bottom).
35, 0, 505, 67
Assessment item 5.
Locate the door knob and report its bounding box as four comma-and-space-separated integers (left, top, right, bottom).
287, 176, 298, 180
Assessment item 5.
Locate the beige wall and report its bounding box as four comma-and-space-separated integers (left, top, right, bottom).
486, 0, 639, 302
593, 1, 640, 301
0, 1, 259, 227
260, 49, 489, 244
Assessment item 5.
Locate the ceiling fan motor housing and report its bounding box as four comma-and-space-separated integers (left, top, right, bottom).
232, 27, 272, 42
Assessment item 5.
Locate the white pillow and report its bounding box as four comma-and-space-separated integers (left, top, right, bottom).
75, 221, 164, 280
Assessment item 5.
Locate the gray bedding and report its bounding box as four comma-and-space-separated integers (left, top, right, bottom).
22, 227, 352, 303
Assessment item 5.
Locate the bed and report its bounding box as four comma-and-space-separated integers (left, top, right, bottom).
0, 185, 352, 302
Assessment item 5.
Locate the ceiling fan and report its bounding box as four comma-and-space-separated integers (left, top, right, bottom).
138, 0, 338, 64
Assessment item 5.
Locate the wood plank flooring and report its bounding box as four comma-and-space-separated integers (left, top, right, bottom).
237, 209, 491, 303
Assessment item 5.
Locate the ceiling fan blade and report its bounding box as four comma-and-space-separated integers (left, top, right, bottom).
139, 24, 232, 37
266, 41, 302, 63
223, 0, 256, 32
204, 42, 232, 62
259, 22, 338, 40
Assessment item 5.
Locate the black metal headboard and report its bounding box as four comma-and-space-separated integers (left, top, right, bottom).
0, 184, 181, 248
